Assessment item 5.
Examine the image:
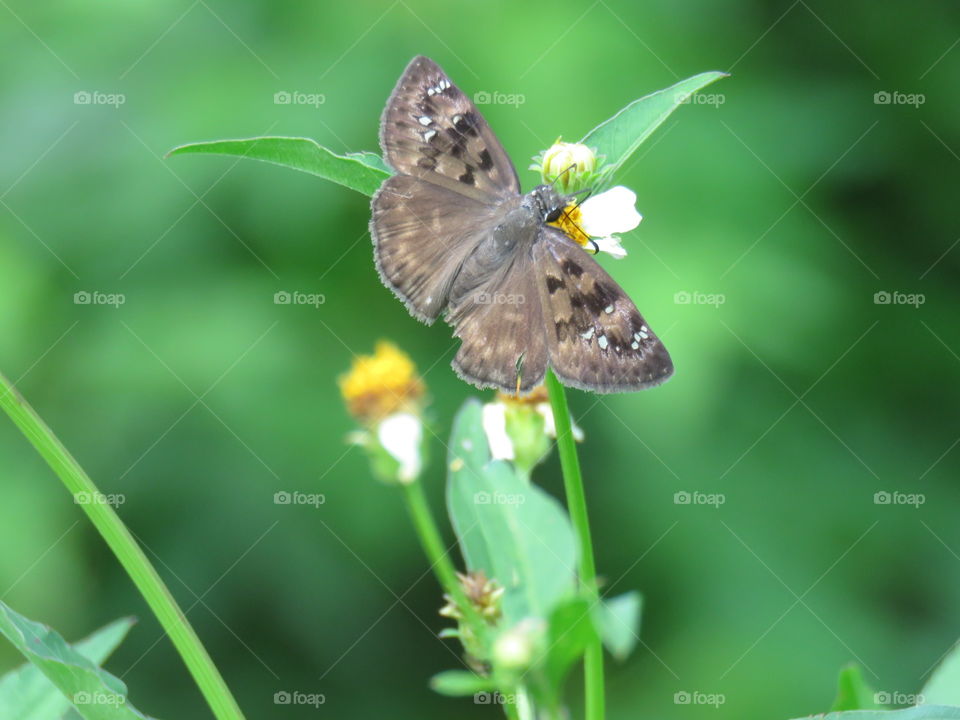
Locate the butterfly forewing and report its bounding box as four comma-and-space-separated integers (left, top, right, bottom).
535, 228, 673, 392
380, 55, 520, 201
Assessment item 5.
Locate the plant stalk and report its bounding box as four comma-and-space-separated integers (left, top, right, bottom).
545, 370, 604, 720
0, 372, 245, 720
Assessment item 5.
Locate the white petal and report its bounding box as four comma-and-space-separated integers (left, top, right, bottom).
377, 412, 423, 483
578, 186, 642, 238
535, 403, 585, 442
482, 402, 515, 460
593, 236, 627, 259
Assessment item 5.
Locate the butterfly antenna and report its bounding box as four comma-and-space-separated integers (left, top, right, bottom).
560, 188, 599, 254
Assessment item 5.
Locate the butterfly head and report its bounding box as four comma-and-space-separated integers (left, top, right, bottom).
527, 184, 570, 224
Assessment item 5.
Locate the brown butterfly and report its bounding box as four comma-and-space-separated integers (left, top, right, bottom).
370, 56, 673, 394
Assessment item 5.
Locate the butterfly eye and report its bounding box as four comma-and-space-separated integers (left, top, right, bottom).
544, 206, 563, 223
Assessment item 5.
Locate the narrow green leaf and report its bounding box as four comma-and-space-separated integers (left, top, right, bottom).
429, 670, 494, 697
830, 664, 880, 712
543, 596, 599, 691
598, 592, 642, 661
580, 71, 728, 187
0, 602, 154, 719
790, 707, 960, 720
922, 641, 960, 706
167, 137, 391, 196
0, 617, 135, 720
446, 399, 577, 624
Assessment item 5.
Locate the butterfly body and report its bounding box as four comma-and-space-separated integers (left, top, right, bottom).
371, 56, 674, 394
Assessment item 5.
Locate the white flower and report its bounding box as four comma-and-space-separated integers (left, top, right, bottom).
577, 186, 642, 259
377, 412, 423, 483
482, 402, 515, 461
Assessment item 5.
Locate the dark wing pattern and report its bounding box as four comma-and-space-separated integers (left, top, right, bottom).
535, 227, 674, 392
371, 174, 501, 323
379, 55, 520, 201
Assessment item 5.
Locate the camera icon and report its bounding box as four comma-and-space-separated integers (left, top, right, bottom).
74, 291, 91, 305
74, 492, 91, 505
873, 291, 891, 305
875, 691, 891, 704
474, 692, 493, 704
474, 492, 491, 505
74, 91, 91, 105
273, 691, 291, 704
473, 91, 492, 105
673, 291, 691, 305
273, 91, 291, 105
274, 291, 291, 305
873, 491, 891, 505
674, 691, 691, 705
874, 91, 891, 105
674, 491, 691, 505
274, 491, 292, 505
473, 291, 491, 305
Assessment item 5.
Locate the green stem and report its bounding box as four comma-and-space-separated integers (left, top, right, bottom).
401, 479, 487, 634
545, 370, 605, 720
0, 372, 245, 720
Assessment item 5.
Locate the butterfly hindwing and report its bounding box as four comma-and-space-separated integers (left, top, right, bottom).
371, 173, 503, 323
447, 247, 549, 393
535, 227, 674, 393
380, 55, 520, 201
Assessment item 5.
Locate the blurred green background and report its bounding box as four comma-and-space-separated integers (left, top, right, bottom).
2, 1, 959, 718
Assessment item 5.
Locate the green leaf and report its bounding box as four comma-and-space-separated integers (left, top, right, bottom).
830, 664, 880, 712
0, 602, 154, 719
429, 670, 494, 697
446, 399, 577, 625
166, 136, 391, 196
0, 617, 135, 720
790, 707, 960, 720
580, 71, 727, 187
598, 591, 642, 661
543, 596, 598, 691
923, 641, 960, 706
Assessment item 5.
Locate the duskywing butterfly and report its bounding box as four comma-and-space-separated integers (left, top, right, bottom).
370, 56, 673, 394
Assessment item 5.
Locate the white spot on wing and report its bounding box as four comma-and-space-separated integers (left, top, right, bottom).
580, 327, 595, 340
422, 129, 437, 141
604, 304, 614, 314
598, 335, 609, 350
418, 116, 432, 126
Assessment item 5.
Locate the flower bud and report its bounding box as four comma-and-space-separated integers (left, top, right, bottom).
539, 141, 597, 193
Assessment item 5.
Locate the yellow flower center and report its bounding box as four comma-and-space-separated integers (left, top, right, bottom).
339, 341, 424, 423
495, 385, 549, 406
548, 203, 593, 251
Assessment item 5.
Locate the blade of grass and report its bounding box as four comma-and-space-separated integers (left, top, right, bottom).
0, 371, 245, 720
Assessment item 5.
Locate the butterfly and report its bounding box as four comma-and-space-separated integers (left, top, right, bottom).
370, 56, 673, 394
